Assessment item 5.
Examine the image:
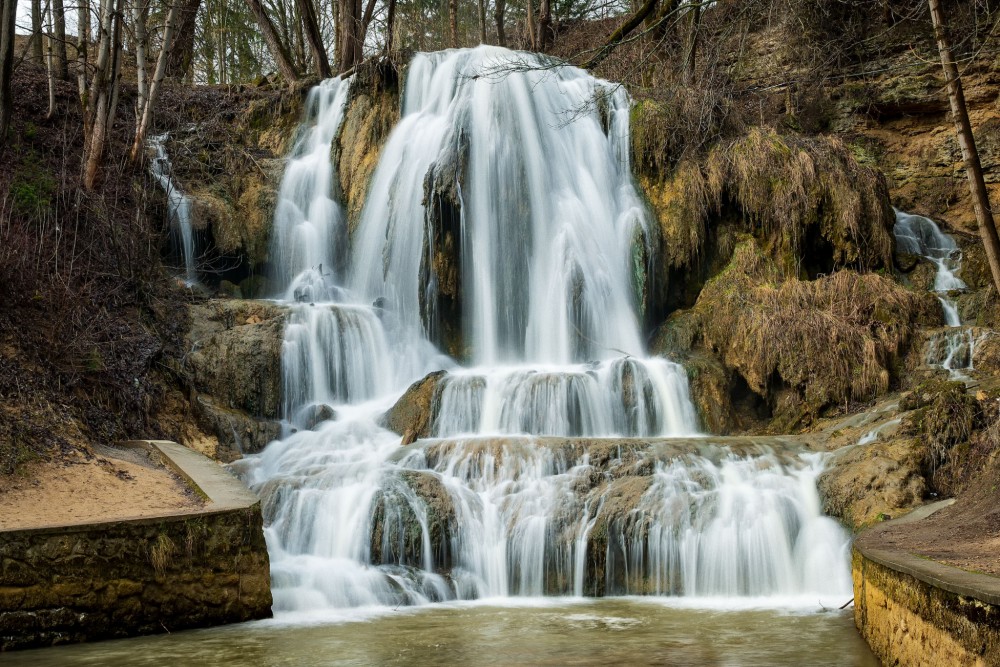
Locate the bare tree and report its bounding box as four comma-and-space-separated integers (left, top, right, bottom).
52, 0, 67, 79
929, 0, 1000, 295
494, 0, 506, 46
477, 0, 486, 44
385, 0, 397, 54
77, 0, 90, 103
130, 0, 181, 161
339, 0, 362, 71
164, 0, 200, 79
683, 1, 701, 84
0, 0, 14, 145
83, 0, 124, 189
537, 0, 550, 50
296, 0, 331, 77
525, 0, 536, 50
45, 2, 56, 118
32, 0, 44, 62
246, 0, 300, 82
449, 0, 458, 47
133, 0, 149, 115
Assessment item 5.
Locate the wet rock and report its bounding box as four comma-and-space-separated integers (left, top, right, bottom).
185, 300, 286, 460
336, 62, 401, 237
379, 371, 447, 444
819, 436, 927, 531
894, 251, 920, 273
186, 299, 286, 419
193, 395, 282, 461
302, 403, 337, 430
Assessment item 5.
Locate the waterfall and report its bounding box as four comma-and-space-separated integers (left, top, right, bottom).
149, 133, 197, 285
240, 47, 852, 613
893, 209, 980, 377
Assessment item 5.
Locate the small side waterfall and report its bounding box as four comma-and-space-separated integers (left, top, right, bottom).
149, 133, 197, 285
893, 210, 980, 377
240, 47, 853, 614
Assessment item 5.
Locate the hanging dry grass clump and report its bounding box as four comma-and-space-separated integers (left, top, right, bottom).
639, 127, 895, 276
684, 238, 939, 414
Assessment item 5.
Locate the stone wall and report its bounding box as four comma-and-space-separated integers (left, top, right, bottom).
0, 441, 272, 651
853, 547, 1000, 667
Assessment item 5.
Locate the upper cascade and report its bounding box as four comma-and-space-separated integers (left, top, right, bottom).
349, 47, 653, 366
270, 78, 353, 302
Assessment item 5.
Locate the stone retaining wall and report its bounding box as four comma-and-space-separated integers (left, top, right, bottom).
0, 441, 272, 651
853, 541, 1000, 666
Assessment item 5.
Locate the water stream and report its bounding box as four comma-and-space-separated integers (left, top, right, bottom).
893, 209, 981, 378
149, 133, 198, 286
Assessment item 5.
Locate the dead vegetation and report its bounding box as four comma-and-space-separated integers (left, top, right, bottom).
639, 127, 896, 278
657, 238, 941, 431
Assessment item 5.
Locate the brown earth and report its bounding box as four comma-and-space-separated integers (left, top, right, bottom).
862, 452, 1000, 577
0, 447, 203, 530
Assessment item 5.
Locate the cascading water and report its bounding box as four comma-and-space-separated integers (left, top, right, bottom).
240, 47, 852, 614
893, 209, 981, 377
149, 133, 197, 285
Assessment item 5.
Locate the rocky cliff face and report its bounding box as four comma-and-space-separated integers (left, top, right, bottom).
181, 299, 286, 460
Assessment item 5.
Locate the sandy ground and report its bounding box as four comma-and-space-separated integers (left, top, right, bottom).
0, 447, 204, 530
866, 480, 1000, 578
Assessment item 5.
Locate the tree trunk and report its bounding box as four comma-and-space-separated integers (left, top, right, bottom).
133, 0, 149, 119
683, 3, 700, 84
928, 0, 1000, 296
164, 0, 200, 79
83, 0, 122, 190
384, 0, 397, 53
494, 0, 505, 46
245, 0, 300, 82
51, 0, 67, 79
32, 0, 44, 62
338, 0, 363, 73
582, 0, 658, 70
296, 0, 331, 77
130, 0, 180, 162
45, 6, 55, 118
77, 0, 89, 106
105, 5, 123, 135
536, 0, 550, 51
0, 0, 15, 144
449, 0, 458, 47
477, 0, 486, 44
525, 0, 536, 50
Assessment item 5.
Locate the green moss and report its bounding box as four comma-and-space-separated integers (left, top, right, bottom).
11, 155, 57, 219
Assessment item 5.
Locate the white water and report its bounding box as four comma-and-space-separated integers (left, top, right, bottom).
892, 209, 982, 377
149, 133, 197, 285
240, 47, 853, 614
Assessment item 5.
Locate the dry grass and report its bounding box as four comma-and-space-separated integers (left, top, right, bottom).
640, 128, 895, 276
664, 238, 940, 420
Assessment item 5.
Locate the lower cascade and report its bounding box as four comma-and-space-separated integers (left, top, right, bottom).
240, 46, 853, 613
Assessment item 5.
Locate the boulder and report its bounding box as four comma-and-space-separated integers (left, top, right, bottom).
379, 371, 446, 445
185, 299, 286, 420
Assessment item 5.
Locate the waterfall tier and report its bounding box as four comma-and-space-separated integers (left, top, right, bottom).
240, 47, 853, 613
242, 431, 851, 610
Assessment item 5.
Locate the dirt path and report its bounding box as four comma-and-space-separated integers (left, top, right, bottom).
861, 463, 1000, 577
0, 446, 204, 530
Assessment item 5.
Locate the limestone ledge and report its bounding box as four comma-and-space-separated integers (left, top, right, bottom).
853, 520, 1000, 667
0, 441, 272, 651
